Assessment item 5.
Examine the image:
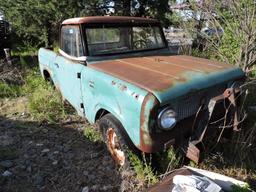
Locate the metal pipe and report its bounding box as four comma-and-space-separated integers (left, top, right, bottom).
4, 48, 12, 65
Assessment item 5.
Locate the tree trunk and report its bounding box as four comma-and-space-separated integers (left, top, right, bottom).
122, 0, 131, 16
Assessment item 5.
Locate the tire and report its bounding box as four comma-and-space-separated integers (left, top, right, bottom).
45, 76, 55, 87
99, 114, 129, 168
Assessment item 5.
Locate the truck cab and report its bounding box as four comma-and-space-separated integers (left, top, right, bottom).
39, 16, 245, 166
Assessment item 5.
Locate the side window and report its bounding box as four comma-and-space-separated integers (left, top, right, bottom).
61, 26, 83, 57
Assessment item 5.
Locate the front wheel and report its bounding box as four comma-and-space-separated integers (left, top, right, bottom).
99, 114, 129, 167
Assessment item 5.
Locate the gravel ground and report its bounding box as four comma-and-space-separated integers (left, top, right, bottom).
0, 98, 142, 192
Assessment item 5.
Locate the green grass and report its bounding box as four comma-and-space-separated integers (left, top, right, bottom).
83, 127, 102, 142
26, 76, 66, 123
128, 152, 158, 187
0, 81, 22, 98
231, 184, 251, 192
1, 50, 256, 189
154, 147, 181, 173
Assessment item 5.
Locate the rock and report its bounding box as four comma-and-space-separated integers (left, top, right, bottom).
90, 153, 100, 159
34, 174, 44, 186
52, 161, 58, 165
0, 160, 13, 168
42, 129, 48, 134
36, 143, 43, 147
26, 166, 32, 173
102, 185, 114, 190
83, 171, 89, 176
67, 152, 74, 159
82, 186, 89, 192
24, 159, 31, 166
53, 151, 59, 154
27, 148, 37, 156
2, 170, 12, 177
63, 145, 70, 152
0, 135, 14, 146
88, 174, 96, 180
28, 141, 33, 145
41, 148, 50, 153
91, 185, 99, 190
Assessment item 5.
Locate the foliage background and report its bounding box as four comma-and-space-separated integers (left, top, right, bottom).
0, 0, 175, 48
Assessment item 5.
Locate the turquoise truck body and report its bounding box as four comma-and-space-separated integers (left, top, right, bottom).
38, 16, 245, 154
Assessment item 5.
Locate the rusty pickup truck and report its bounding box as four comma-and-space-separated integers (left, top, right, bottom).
38, 16, 245, 166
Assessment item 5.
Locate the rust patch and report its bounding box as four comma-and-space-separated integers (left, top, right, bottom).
89, 56, 234, 93
139, 93, 159, 152
118, 84, 127, 91
148, 169, 193, 191
62, 16, 159, 25
185, 142, 200, 164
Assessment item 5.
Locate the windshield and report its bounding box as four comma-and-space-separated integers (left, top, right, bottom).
85, 25, 166, 56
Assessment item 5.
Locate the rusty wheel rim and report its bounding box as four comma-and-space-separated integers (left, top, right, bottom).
106, 128, 125, 166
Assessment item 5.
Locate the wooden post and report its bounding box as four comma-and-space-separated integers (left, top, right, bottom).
4, 48, 12, 65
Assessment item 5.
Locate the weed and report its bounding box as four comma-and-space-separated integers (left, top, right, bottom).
83, 127, 102, 142
23, 70, 45, 94
26, 71, 66, 123
128, 152, 158, 187
154, 147, 181, 173
0, 81, 21, 98
231, 184, 251, 192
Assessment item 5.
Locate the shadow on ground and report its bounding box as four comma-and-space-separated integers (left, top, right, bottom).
0, 116, 122, 192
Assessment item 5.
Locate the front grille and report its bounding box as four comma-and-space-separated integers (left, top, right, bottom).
171, 84, 226, 121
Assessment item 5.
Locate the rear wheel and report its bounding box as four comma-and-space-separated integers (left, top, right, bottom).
43, 70, 54, 87
99, 114, 129, 167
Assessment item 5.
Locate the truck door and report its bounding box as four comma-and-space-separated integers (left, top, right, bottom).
53, 25, 85, 116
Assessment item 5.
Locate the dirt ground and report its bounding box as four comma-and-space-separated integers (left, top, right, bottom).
0, 97, 142, 192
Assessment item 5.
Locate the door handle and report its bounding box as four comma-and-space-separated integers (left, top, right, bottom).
54, 63, 59, 68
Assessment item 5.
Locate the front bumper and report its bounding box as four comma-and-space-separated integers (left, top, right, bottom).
140, 87, 244, 163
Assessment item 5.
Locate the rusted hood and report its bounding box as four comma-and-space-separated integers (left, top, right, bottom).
89, 55, 244, 102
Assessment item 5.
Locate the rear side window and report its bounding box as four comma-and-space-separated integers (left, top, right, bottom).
86, 28, 120, 44
61, 26, 83, 57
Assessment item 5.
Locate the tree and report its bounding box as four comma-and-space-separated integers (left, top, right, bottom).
112, 0, 171, 23
0, 0, 174, 48
0, 0, 104, 47
180, 0, 256, 71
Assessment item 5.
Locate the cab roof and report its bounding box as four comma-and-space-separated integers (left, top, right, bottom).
62, 16, 159, 25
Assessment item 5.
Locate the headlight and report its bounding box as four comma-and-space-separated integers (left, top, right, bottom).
158, 107, 177, 130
